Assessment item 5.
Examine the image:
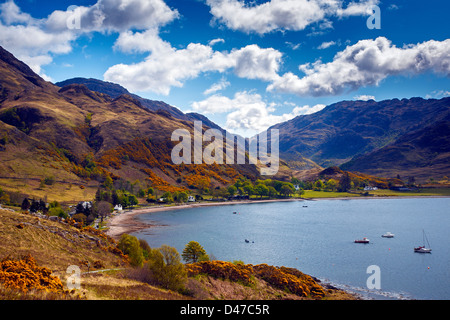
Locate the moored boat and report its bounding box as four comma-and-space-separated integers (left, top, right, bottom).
354, 237, 370, 243
414, 230, 432, 253
382, 232, 395, 238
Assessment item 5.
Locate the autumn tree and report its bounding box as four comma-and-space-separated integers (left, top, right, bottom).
118, 234, 144, 267
95, 200, 113, 223
147, 245, 187, 291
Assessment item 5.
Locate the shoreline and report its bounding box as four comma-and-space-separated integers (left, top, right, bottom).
105, 195, 450, 239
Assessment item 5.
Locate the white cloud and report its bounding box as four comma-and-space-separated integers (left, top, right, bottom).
206, 0, 379, 35
0, 0, 179, 79
425, 90, 450, 99
317, 40, 336, 49
353, 95, 375, 101
209, 38, 225, 46
203, 77, 230, 95
106, 32, 282, 94
268, 37, 450, 97
45, 0, 179, 32
191, 91, 325, 136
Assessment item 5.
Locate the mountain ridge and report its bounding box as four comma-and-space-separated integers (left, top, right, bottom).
271, 96, 450, 181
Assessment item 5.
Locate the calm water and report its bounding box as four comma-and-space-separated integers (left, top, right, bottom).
132, 198, 450, 300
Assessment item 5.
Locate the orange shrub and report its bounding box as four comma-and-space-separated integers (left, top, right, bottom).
0, 255, 66, 294
186, 261, 254, 285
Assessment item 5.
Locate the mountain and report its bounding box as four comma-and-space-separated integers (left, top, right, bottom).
56, 77, 224, 132
271, 97, 450, 181
0, 46, 259, 197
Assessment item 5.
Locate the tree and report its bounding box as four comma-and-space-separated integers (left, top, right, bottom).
21, 198, 30, 211
338, 172, 352, 192
95, 200, 113, 223
147, 245, 187, 291
267, 186, 278, 198
182, 241, 209, 263
296, 187, 305, 197
325, 179, 338, 191
243, 185, 254, 197
227, 185, 237, 197
254, 183, 269, 199
314, 180, 324, 191
118, 234, 144, 267
128, 194, 138, 206
280, 184, 295, 197
177, 191, 188, 203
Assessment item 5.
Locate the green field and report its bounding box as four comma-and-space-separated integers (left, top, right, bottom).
303, 188, 450, 199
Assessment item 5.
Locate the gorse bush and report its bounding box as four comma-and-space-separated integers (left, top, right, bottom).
186, 261, 326, 298
0, 255, 67, 294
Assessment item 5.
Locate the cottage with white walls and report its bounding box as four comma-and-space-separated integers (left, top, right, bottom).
114, 204, 123, 211
188, 196, 195, 202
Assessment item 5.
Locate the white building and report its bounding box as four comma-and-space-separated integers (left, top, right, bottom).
364, 186, 378, 191
188, 196, 195, 202
114, 204, 123, 211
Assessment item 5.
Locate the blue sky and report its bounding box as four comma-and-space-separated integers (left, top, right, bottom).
0, 0, 449, 137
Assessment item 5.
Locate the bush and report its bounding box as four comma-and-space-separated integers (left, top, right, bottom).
117, 234, 144, 267
48, 207, 68, 219
146, 245, 187, 292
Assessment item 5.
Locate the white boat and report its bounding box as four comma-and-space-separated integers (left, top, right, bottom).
382, 232, 395, 238
414, 230, 432, 253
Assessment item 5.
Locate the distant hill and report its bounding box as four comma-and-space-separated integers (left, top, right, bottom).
0, 46, 260, 199
56, 77, 224, 132
271, 97, 450, 181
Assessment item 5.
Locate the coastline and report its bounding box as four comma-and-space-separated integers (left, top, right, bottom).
106, 198, 302, 239
105, 195, 450, 239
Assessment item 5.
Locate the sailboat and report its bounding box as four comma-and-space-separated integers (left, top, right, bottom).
414, 230, 432, 253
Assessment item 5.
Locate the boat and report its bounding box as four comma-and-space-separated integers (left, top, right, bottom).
354, 237, 370, 243
414, 230, 432, 253
245, 239, 250, 243
382, 232, 395, 238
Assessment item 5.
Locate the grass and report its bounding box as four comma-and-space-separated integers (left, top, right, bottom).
302, 190, 359, 198
370, 187, 450, 197
0, 178, 98, 203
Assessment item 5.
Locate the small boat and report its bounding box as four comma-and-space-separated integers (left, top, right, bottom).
245, 239, 250, 243
382, 232, 395, 238
414, 230, 432, 253
233, 212, 237, 214
354, 237, 370, 243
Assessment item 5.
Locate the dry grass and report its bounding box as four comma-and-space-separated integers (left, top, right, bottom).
0, 209, 123, 273
81, 271, 189, 300
0, 178, 98, 203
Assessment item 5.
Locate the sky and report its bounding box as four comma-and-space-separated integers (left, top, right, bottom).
0, 0, 449, 137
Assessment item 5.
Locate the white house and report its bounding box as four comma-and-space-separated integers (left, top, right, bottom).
188, 196, 195, 202
114, 204, 123, 211
364, 186, 378, 191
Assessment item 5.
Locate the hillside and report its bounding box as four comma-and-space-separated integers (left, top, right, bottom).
0, 46, 260, 203
56, 77, 225, 132
0, 208, 354, 300
271, 97, 450, 181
